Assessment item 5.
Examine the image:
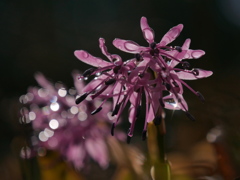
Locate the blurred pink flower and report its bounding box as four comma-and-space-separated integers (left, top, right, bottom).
20, 72, 124, 169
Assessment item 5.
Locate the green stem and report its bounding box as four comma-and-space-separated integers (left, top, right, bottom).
147, 121, 171, 180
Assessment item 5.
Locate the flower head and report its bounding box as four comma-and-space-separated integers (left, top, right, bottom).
20, 72, 124, 169
74, 17, 212, 142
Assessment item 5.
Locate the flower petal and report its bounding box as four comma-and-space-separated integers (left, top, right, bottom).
176, 69, 213, 80
85, 138, 108, 168
74, 50, 110, 67
99, 38, 112, 61
113, 38, 145, 54
140, 17, 155, 44
159, 24, 183, 46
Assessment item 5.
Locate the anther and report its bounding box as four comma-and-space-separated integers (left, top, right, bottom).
142, 130, 147, 141
111, 123, 115, 136
185, 111, 196, 121
135, 53, 142, 61
192, 69, 199, 76
174, 46, 182, 52
113, 65, 121, 74
75, 92, 88, 104
182, 61, 191, 70
196, 91, 205, 103
112, 104, 121, 116
159, 98, 165, 108
105, 78, 116, 85
82, 68, 96, 77
165, 83, 171, 91
138, 73, 144, 78
150, 42, 156, 49
91, 107, 102, 115
101, 68, 112, 73
173, 81, 179, 87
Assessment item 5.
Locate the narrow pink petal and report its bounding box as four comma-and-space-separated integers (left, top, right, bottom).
140, 17, 155, 44
113, 38, 145, 54
176, 69, 213, 80
34, 72, 55, 93
159, 24, 184, 46
181, 49, 205, 59
182, 38, 191, 50
72, 71, 85, 94
99, 38, 112, 61
74, 50, 110, 67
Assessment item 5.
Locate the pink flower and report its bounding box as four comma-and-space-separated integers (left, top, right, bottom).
20, 72, 124, 169
74, 17, 212, 142
113, 16, 212, 116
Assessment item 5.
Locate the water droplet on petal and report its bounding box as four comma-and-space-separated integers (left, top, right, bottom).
124, 41, 139, 51
81, 50, 89, 58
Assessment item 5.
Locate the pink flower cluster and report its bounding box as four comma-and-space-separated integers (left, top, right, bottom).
20, 72, 123, 169
74, 17, 212, 143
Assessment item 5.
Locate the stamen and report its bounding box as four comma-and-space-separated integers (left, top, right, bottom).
91, 107, 103, 115
91, 85, 108, 99
142, 130, 147, 141
159, 98, 165, 108
112, 103, 121, 116
138, 73, 144, 78
111, 123, 115, 136
196, 91, 205, 102
185, 111, 196, 121
101, 68, 112, 73
82, 68, 96, 77
136, 105, 141, 118
174, 46, 182, 52
165, 83, 171, 91
135, 53, 142, 61
75, 92, 88, 104
172, 81, 179, 87
113, 65, 121, 74
105, 78, 116, 85
182, 61, 191, 70
150, 42, 156, 49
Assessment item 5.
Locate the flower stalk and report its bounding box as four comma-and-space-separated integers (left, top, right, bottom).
147, 120, 171, 180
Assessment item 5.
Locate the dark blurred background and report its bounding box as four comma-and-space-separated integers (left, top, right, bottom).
1, 0, 240, 179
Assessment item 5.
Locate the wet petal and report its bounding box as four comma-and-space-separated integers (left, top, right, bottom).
99, 38, 113, 61
176, 69, 213, 80
140, 17, 155, 44
72, 71, 85, 94
113, 38, 146, 53
159, 24, 183, 46
74, 50, 110, 67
